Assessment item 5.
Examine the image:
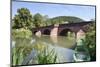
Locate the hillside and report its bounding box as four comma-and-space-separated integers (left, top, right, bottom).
50, 16, 84, 24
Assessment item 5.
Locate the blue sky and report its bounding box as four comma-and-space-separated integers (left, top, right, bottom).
12, 1, 96, 21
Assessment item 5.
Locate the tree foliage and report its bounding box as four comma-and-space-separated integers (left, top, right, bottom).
85, 21, 96, 61
33, 13, 45, 27
50, 16, 84, 24
12, 8, 33, 29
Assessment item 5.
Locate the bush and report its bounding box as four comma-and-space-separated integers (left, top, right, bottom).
74, 22, 96, 61
12, 28, 32, 38
85, 22, 96, 61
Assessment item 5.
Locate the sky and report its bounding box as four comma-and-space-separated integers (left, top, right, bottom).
12, 1, 96, 21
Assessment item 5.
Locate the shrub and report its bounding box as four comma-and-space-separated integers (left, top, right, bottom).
85, 22, 96, 61
12, 28, 32, 38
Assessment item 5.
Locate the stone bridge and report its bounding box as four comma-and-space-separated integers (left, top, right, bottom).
32, 21, 93, 37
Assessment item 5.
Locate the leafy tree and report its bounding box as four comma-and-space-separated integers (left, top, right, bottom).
12, 8, 33, 29
43, 15, 50, 26
33, 13, 44, 27
85, 20, 96, 61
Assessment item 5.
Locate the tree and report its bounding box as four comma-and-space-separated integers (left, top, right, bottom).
43, 15, 50, 26
12, 8, 33, 29
85, 20, 96, 61
33, 13, 44, 27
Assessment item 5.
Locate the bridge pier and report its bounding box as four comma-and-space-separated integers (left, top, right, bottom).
50, 24, 59, 37
35, 30, 41, 37
76, 29, 86, 46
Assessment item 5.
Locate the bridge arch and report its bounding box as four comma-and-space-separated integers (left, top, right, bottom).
43, 29, 51, 35
59, 28, 74, 36
33, 31, 38, 34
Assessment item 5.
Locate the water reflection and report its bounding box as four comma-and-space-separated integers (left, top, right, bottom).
34, 35, 76, 49
50, 36, 58, 44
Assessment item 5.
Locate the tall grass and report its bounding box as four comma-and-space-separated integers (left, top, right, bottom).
12, 39, 57, 66
12, 38, 34, 66
12, 47, 24, 66
33, 42, 57, 64
37, 48, 57, 64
